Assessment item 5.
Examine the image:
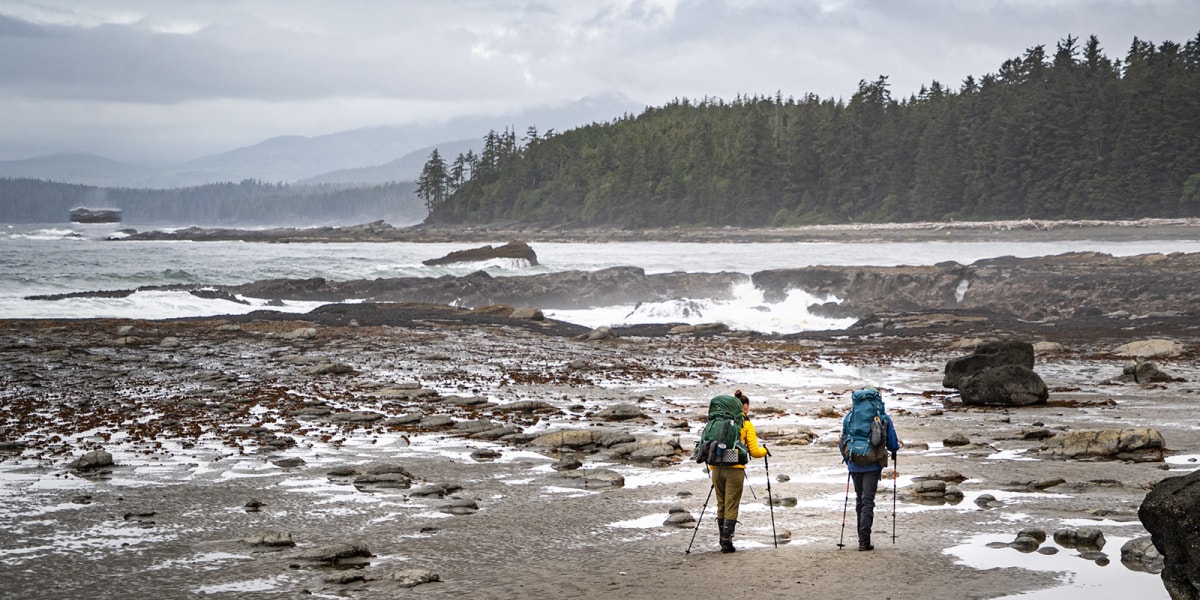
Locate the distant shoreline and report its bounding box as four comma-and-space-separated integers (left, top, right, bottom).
112, 217, 1200, 244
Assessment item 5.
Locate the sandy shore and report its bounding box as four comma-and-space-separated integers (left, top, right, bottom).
114, 217, 1200, 244
0, 307, 1196, 599
457, 217, 1200, 244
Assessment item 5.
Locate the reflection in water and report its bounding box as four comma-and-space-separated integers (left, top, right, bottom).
948, 532, 1167, 599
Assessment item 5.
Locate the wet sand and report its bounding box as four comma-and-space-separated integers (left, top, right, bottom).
0, 309, 1196, 599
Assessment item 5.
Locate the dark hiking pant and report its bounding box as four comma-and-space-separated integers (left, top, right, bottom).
852, 470, 882, 541
711, 466, 746, 522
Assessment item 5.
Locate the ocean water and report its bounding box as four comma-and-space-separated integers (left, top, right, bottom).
4, 221, 1200, 331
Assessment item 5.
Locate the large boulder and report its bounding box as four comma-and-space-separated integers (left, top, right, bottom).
1140, 469, 1200, 599
943, 340, 1035, 389
959, 364, 1048, 406
1039, 428, 1165, 462
69, 449, 114, 470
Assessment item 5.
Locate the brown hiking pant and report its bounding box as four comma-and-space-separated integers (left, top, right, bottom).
711, 466, 746, 522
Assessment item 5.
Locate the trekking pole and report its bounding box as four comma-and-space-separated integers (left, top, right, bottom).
837, 470, 851, 548
891, 452, 898, 544
685, 484, 714, 554
764, 449, 777, 548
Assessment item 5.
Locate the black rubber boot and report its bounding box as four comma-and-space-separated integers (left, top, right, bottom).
716, 518, 726, 550
858, 535, 874, 551
720, 521, 737, 553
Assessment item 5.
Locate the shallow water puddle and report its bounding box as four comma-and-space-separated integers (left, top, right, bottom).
195, 574, 291, 594
1165, 453, 1200, 471
947, 532, 1167, 599
618, 465, 705, 489
610, 513, 666, 529
898, 488, 1065, 516
986, 448, 1039, 461
540, 485, 592, 497
148, 551, 251, 572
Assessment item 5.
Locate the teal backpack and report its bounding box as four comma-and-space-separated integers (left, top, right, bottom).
692, 394, 749, 466
840, 388, 890, 468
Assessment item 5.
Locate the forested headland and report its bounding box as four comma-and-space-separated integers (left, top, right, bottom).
420, 33, 1200, 228
0, 178, 423, 226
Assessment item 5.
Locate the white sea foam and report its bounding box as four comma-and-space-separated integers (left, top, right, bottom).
7, 228, 82, 240
545, 282, 858, 333
3, 289, 327, 320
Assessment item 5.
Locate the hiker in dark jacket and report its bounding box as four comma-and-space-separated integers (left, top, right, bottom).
841, 387, 901, 551
710, 389, 769, 553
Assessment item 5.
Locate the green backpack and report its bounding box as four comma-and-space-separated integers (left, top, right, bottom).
692, 394, 749, 466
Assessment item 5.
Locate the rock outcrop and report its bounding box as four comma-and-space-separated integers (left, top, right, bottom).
422, 241, 539, 266
753, 252, 1200, 322
31, 250, 1200, 326
70, 207, 121, 223
225, 267, 747, 310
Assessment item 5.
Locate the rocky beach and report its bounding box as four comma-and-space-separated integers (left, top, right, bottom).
2, 221, 1199, 599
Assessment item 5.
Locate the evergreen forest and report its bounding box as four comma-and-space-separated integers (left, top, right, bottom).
0, 178, 423, 226
420, 33, 1200, 228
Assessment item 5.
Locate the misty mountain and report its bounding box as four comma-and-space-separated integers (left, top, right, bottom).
299, 139, 481, 185
0, 94, 641, 189
0, 153, 161, 188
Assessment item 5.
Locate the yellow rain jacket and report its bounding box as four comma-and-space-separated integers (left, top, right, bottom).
731, 417, 768, 469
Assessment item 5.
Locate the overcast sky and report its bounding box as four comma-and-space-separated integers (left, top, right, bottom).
1, 0, 1197, 163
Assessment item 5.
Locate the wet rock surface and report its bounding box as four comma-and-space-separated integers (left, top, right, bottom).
754, 251, 1200, 322
27, 254, 1200, 343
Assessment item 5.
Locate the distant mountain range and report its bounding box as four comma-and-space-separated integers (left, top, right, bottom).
297, 138, 481, 186
0, 94, 641, 189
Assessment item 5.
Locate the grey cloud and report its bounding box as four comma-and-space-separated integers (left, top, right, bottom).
0, 0, 1197, 162
0, 9, 526, 103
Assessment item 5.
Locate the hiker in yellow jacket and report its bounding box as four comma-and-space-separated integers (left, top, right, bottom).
711, 389, 769, 553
